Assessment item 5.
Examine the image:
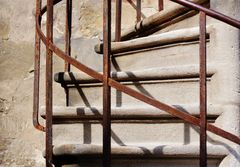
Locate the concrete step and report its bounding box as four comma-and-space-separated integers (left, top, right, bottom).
54, 65, 216, 106
40, 104, 221, 124
40, 104, 225, 145
114, 0, 209, 41
55, 64, 216, 84
95, 26, 211, 54
45, 144, 227, 166
110, 40, 211, 71
96, 26, 213, 71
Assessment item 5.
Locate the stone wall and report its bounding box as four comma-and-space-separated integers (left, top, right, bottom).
0, 0, 158, 166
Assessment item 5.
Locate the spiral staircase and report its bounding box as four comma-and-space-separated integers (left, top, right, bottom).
33, 0, 240, 166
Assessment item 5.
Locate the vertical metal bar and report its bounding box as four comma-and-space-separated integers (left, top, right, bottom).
65, 87, 70, 106
199, 11, 207, 167
103, 0, 111, 166
158, 0, 164, 11
64, 0, 72, 106
64, 0, 72, 71
114, 0, 121, 110
46, 0, 54, 166
115, 0, 122, 41
136, 0, 141, 22
33, 0, 45, 132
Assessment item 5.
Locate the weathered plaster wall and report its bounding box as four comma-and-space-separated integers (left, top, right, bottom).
0, 0, 157, 166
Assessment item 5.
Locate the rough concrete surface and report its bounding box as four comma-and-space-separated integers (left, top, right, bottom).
0, 40, 44, 166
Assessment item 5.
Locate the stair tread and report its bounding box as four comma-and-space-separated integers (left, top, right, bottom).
110, 0, 208, 41
95, 26, 211, 54
40, 104, 222, 122
47, 144, 228, 158
54, 64, 216, 84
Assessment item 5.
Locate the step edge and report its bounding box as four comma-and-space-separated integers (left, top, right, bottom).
54, 64, 217, 84
44, 144, 229, 157
95, 25, 212, 54
40, 104, 223, 119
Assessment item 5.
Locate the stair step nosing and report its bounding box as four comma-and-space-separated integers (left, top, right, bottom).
104, 0, 208, 41
54, 64, 216, 84
48, 144, 228, 158
40, 104, 223, 119
95, 25, 212, 54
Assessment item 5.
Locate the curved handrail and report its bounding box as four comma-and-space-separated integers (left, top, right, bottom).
33, 0, 45, 132
35, 1, 240, 145
171, 0, 240, 28
119, 0, 240, 41
33, 0, 63, 133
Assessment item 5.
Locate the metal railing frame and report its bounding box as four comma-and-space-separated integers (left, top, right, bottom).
33, 0, 240, 166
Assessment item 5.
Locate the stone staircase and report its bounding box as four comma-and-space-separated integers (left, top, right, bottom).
34, 0, 240, 166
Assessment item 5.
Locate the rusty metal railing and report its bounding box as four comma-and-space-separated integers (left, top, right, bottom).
34, 0, 240, 167
199, 11, 207, 167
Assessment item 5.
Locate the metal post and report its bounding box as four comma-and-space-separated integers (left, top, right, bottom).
199, 11, 207, 167
64, 0, 72, 71
136, 0, 141, 22
115, 0, 122, 41
103, 0, 111, 167
158, 0, 164, 11
33, 0, 45, 132
46, 0, 54, 166
64, 0, 72, 106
